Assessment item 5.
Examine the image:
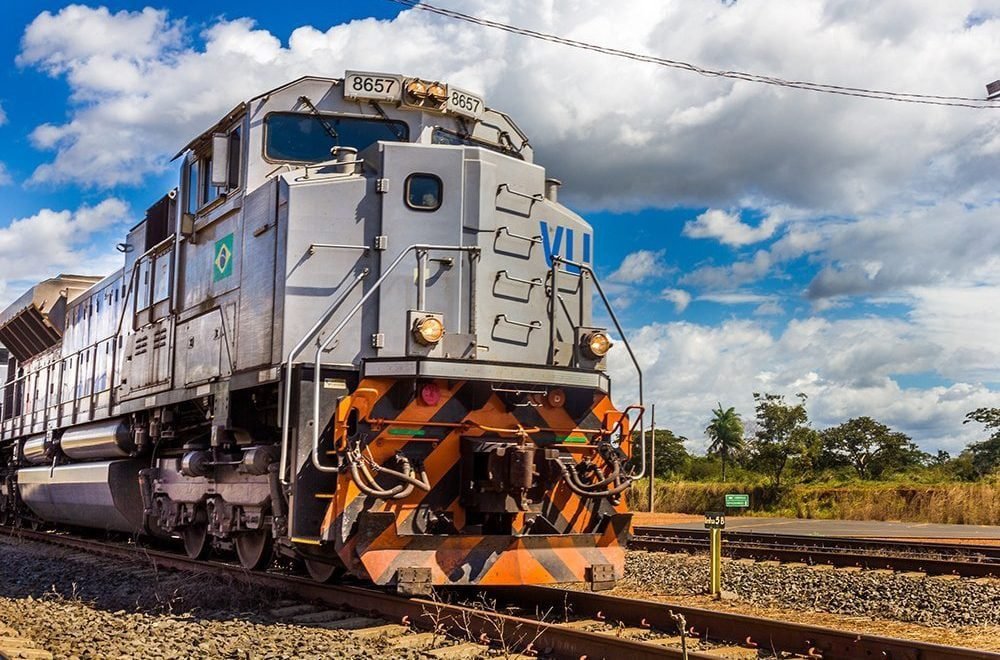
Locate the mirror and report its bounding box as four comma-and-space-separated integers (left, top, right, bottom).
211, 133, 229, 188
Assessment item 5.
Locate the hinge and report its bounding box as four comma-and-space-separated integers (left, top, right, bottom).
371, 333, 385, 349
374, 235, 388, 251
376, 178, 389, 193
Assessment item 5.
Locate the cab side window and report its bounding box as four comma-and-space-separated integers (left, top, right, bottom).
185, 123, 242, 214
405, 174, 442, 211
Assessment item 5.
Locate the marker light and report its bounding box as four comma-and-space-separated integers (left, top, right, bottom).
419, 382, 441, 406
413, 316, 445, 345
582, 331, 612, 359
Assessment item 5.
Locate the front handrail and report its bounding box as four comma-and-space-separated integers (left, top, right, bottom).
278, 267, 369, 487
310, 244, 480, 474
551, 255, 647, 480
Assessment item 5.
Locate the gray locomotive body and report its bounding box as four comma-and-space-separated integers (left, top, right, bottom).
0, 74, 641, 590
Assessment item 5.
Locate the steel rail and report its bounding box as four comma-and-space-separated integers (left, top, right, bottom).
633, 526, 1000, 557
0, 528, 708, 659
495, 586, 997, 660
5, 526, 994, 659
631, 527, 1000, 577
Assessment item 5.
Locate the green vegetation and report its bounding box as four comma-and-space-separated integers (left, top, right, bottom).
627, 396, 1000, 524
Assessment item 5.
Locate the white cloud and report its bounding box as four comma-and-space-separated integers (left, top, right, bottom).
753, 300, 784, 316
683, 209, 781, 246
0, 101, 7, 126
698, 292, 774, 305
680, 250, 773, 290
14, 2, 1000, 210
609, 315, 1000, 453
609, 249, 666, 283
17, 6, 182, 74
0, 199, 130, 305
661, 288, 692, 312
0, 164, 11, 186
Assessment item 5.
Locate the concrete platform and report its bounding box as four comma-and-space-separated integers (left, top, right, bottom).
651, 516, 1000, 540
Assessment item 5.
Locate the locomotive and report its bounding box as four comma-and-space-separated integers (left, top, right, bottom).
0, 72, 643, 594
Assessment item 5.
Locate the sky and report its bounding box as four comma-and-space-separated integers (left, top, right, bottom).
0, 1, 998, 453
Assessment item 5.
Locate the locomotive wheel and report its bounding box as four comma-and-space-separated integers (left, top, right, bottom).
181, 523, 211, 560
303, 558, 343, 583
235, 529, 274, 571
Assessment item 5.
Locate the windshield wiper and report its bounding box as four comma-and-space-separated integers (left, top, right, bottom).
298, 95, 340, 143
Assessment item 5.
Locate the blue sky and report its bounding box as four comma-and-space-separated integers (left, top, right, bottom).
0, 1, 998, 451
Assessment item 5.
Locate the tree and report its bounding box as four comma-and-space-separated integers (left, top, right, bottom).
820, 416, 925, 480
632, 428, 690, 478
705, 403, 744, 481
963, 408, 1000, 477
747, 392, 811, 489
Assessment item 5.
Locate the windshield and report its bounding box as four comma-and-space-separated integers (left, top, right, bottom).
265, 112, 409, 162
432, 128, 522, 159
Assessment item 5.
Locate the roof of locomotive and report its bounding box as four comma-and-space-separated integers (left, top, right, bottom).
173, 73, 530, 162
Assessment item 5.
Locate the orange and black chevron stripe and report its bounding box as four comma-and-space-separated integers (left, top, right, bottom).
314, 377, 633, 587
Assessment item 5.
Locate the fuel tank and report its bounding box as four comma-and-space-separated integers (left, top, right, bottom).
60, 420, 134, 461
16, 459, 145, 533
21, 434, 54, 465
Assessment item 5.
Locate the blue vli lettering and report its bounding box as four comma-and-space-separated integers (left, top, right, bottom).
540, 221, 592, 274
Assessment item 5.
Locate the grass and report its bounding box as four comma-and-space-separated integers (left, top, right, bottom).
629, 479, 1000, 525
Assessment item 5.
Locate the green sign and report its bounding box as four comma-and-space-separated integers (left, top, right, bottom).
213, 233, 234, 282
725, 493, 750, 508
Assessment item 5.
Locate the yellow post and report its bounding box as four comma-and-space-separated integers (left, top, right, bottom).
709, 527, 722, 596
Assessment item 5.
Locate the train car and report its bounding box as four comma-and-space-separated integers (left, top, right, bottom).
0, 72, 644, 594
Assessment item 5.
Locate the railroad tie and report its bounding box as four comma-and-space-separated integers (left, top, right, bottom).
313, 616, 385, 630
647, 635, 700, 649
702, 646, 757, 659
0, 627, 53, 660
287, 609, 356, 624
424, 642, 490, 659
268, 604, 320, 618
348, 624, 409, 640
387, 631, 440, 650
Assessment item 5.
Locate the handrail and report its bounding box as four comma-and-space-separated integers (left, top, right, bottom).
496, 183, 544, 206
310, 244, 479, 474
551, 255, 646, 480
308, 243, 370, 256
278, 267, 369, 487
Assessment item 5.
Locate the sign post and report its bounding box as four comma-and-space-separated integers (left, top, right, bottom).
647, 404, 656, 513
704, 511, 725, 596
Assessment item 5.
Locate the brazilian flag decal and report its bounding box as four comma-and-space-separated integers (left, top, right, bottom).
213, 233, 234, 282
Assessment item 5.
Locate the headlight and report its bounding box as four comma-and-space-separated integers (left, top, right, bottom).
427, 83, 448, 103
413, 316, 445, 345
581, 331, 612, 358
406, 79, 428, 99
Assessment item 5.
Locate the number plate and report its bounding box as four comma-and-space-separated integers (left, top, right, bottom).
704, 511, 726, 529
446, 86, 485, 120
344, 71, 402, 103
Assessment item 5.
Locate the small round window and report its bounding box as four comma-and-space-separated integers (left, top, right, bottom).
405, 174, 442, 211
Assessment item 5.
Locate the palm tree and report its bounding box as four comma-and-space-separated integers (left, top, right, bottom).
706, 403, 745, 481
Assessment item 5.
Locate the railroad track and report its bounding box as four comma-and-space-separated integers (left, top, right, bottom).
1, 526, 994, 659
631, 526, 1000, 578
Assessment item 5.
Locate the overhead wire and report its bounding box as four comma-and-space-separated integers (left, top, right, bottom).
386, 0, 1000, 110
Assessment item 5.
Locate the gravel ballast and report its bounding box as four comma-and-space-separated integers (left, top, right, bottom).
0, 534, 433, 659
624, 550, 1000, 628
